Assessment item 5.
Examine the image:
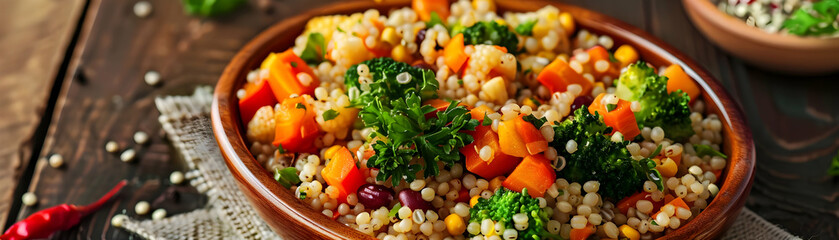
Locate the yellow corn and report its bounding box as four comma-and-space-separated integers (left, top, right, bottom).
472, 0, 496, 12
445, 214, 466, 235
537, 51, 557, 61
614, 44, 639, 68
323, 145, 343, 160
470, 195, 480, 207
391, 45, 410, 63
619, 225, 640, 240
494, 19, 507, 26
522, 97, 541, 109
559, 12, 575, 34
656, 157, 678, 178
381, 27, 400, 45
532, 24, 550, 38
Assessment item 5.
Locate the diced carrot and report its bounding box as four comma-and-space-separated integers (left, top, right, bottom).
664, 194, 675, 204
652, 197, 690, 219
589, 93, 641, 140
616, 192, 665, 215
570, 224, 595, 240
462, 125, 521, 179
444, 33, 469, 73
238, 79, 278, 124
263, 50, 320, 102
469, 105, 495, 121
713, 169, 723, 180
502, 154, 556, 198
537, 58, 593, 95
585, 46, 621, 79
412, 0, 450, 22
663, 64, 700, 101
321, 147, 367, 203
498, 119, 528, 157
515, 115, 548, 155
273, 96, 320, 153
493, 45, 508, 53
668, 197, 689, 210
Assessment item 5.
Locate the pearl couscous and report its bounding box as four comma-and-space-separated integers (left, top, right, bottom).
236, 1, 728, 239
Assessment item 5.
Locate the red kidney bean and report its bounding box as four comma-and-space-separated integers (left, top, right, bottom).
398, 189, 432, 211
415, 28, 427, 46
570, 95, 595, 113
412, 62, 434, 71
357, 184, 394, 209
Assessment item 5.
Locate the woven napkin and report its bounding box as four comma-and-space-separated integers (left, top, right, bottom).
115, 87, 801, 240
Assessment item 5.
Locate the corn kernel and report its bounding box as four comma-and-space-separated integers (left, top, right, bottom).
381, 27, 400, 45
559, 12, 575, 34
614, 45, 639, 68
445, 214, 466, 235
619, 224, 640, 240
391, 45, 410, 63
470, 195, 480, 207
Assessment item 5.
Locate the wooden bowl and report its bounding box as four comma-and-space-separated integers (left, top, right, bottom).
212, 0, 756, 239
683, 0, 839, 75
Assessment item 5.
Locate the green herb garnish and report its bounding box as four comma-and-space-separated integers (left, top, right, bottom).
515, 19, 538, 36
483, 113, 492, 126
274, 167, 300, 189
323, 109, 340, 121
426, 11, 445, 28
295, 102, 306, 110
828, 150, 839, 176
783, 0, 839, 36
695, 144, 727, 158
182, 0, 245, 17
299, 33, 326, 65
388, 203, 402, 217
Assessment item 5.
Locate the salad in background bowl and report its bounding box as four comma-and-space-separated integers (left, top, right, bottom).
683, 0, 839, 74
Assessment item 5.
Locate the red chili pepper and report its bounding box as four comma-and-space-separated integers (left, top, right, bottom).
1, 180, 127, 240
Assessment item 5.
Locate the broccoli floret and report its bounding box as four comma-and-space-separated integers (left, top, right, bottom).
452, 21, 519, 54
345, 58, 438, 107
614, 62, 693, 141
552, 106, 662, 200
470, 188, 561, 240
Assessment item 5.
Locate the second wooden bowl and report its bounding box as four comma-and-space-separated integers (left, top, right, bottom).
212, 0, 756, 239
683, 0, 839, 75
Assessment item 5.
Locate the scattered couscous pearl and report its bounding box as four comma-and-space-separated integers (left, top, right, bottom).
22, 192, 37, 206
152, 209, 167, 220
135, 201, 150, 215
144, 70, 161, 86
48, 154, 64, 168
120, 149, 136, 162
236, 89, 247, 99
170, 171, 185, 185
133, 1, 152, 18
111, 214, 128, 227
134, 131, 149, 145
105, 141, 120, 153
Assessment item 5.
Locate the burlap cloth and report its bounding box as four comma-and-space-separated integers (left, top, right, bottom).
116, 87, 802, 239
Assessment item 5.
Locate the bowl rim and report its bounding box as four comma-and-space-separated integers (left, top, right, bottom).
682, 0, 839, 51
212, 0, 756, 239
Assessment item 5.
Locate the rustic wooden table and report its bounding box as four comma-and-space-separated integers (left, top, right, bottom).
1, 0, 837, 239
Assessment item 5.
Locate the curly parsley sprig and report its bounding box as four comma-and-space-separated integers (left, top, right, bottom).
361, 93, 478, 185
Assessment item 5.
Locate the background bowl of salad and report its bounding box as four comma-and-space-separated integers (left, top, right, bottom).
212, 0, 756, 239
683, 0, 839, 75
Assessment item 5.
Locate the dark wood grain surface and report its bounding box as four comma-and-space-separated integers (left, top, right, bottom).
0, 0, 87, 228
2, 0, 837, 239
